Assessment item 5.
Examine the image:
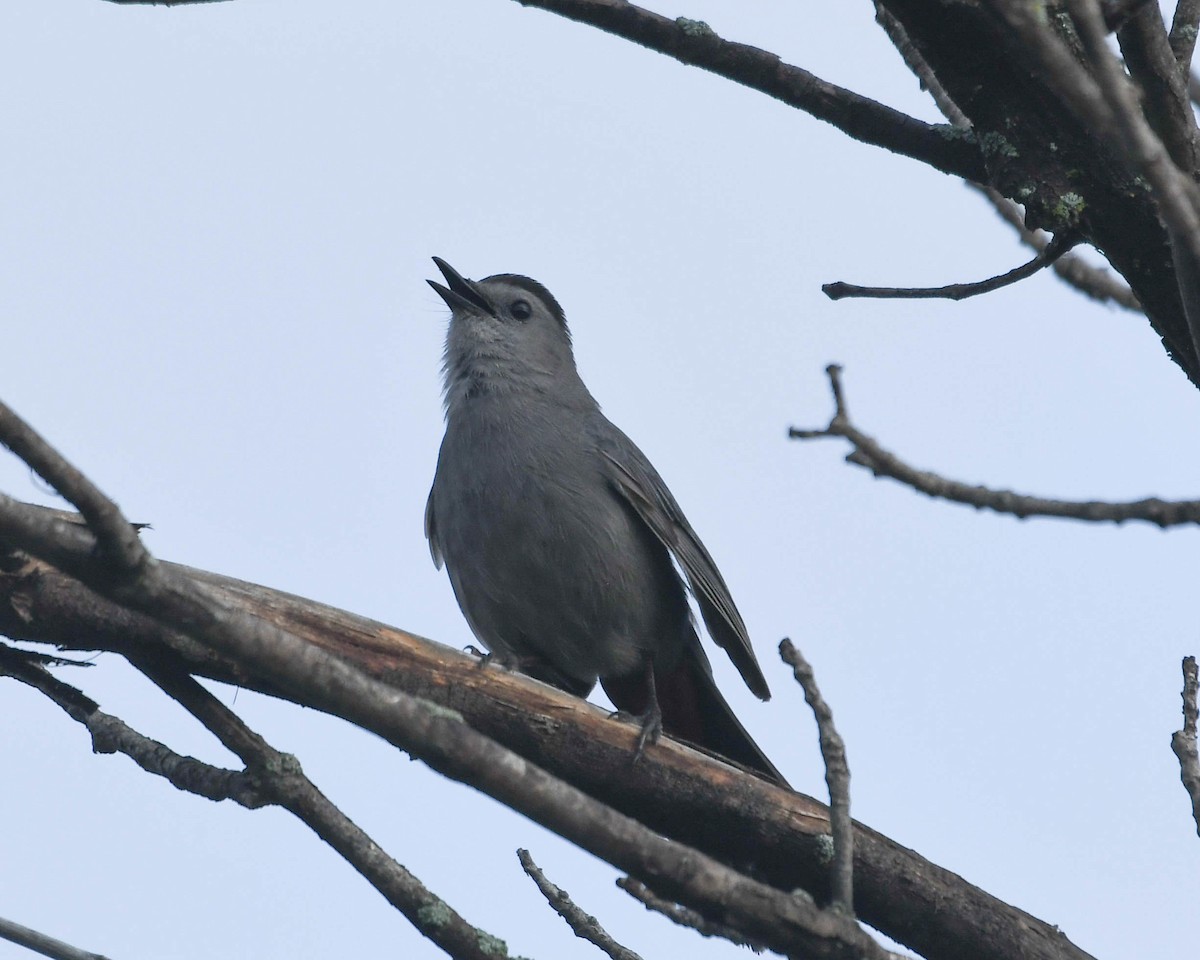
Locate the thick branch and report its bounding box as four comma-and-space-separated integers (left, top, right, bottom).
790, 365, 1200, 527
0, 406, 890, 960
875, 3, 1143, 312
0, 503, 1100, 960
986, 0, 1200, 362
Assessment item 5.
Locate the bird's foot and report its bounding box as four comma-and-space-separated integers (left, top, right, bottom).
464, 646, 514, 672
608, 704, 663, 763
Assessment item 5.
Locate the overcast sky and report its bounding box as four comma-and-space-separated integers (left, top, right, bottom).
2, 3, 1198, 959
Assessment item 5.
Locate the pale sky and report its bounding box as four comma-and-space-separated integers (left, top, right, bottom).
2, 3, 1198, 959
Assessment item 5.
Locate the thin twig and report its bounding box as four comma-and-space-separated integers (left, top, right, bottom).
101, 0, 231, 5
0, 916, 113, 960
1170, 656, 1200, 837
0, 643, 266, 807
874, 3, 969, 125
967, 184, 1142, 311
789, 365, 1200, 527
823, 233, 1075, 301
616, 878, 765, 951
518, 850, 643, 960
0, 403, 146, 578
129, 658, 509, 960
779, 640, 853, 915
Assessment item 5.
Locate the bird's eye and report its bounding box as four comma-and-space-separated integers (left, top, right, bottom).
510, 299, 532, 320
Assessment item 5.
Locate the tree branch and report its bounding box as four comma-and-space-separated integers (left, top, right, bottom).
128, 658, 509, 960
101, 1, 231, 6
0, 405, 894, 960
0, 643, 266, 807
822, 233, 1075, 302
967, 184, 1142, 311
875, 2, 1142, 312
0, 915, 114, 960
518, 849, 643, 960
790, 365, 1200, 527
1171, 656, 1200, 837
986, 0, 1200, 362
511, 0, 985, 181
1115, 3, 1200, 174
1169, 0, 1200, 68
0, 501, 1101, 960
615, 877, 766, 952
780, 640, 853, 915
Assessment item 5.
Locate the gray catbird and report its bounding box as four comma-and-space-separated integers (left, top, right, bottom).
425, 257, 785, 785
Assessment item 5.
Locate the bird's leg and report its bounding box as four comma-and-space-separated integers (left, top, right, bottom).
608, 658, 662, 761
634, 666, 663, 760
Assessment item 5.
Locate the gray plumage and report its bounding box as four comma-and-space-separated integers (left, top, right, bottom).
425, 258, 783, 783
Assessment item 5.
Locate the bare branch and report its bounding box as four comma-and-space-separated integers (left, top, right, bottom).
101, 0, 230, 5
876, 3, 1142, 311
790, 365, 1200, 527
780, 640, 853, 914
986, 0, 1200, 360
1171, 656, 1200, 837
0, 405, 145, 578
0, 501, 1104, 960
615, 878, 765, 952
1114, 3, 1200, 174
874, 3, 968, 125
0, 915, 114, 960
128, 659, 507, 960
823, 234, 1074, 302
0, 639, 509, 959
968, 184, 1142, 311
877, 3, 1143, 312
0, 411, 893, 960
512, 0, 985, 181
1169, 0, 1200, 68
0, 643, 266, 807
518, 849, 643, 960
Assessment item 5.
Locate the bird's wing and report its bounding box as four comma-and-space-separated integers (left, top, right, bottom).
424, 484, 443, 569
600, 441, 770, 701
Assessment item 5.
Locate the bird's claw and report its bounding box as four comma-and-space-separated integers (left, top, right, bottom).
608, 706, 663, 763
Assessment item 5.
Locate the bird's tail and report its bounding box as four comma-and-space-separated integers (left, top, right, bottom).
603, 643, 788, 787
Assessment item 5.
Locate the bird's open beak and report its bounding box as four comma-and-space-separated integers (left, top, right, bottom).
428, 257, 497, 316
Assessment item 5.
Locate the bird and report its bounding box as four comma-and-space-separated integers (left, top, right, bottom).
424, 257, 785, 785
